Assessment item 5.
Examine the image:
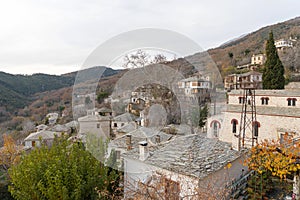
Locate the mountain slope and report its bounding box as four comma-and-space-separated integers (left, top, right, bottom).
207, 16, 300, 71
0, 67, 121, 122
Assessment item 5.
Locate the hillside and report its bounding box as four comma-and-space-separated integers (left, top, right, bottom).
207, 16, 300, 73
0, 67, 121, 123
0, 16, 299, 143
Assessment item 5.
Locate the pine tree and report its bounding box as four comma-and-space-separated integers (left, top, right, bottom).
262, 31, 285, 89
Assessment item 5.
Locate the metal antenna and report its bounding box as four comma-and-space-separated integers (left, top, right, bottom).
238, 88, 257, 150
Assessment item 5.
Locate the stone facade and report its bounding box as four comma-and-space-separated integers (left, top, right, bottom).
78, 109, 111, 139
251, 54, 266, 65
218, 89, 300, 150
123, 134, 247, 199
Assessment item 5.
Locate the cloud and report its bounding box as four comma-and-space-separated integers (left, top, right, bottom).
0, 0, 299, 74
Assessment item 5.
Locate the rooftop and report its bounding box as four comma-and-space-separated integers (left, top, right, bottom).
113, 112, 137, 122
110, 126, 173, 150
179, 76, 209, 82
116, 122, 137, 133
97, 107, 112, 113
25, 130, 62, 141
123, 134, 240, 179
78, 114, 110, 122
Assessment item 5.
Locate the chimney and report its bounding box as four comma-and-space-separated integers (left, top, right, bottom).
126, 134, 132, 150
155, 135, 160, 144
139, 141, 149, 161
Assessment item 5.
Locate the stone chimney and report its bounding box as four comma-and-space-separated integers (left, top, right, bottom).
139, 141, 149, 161
126, 134, 132, 150
155, 135, 160, 144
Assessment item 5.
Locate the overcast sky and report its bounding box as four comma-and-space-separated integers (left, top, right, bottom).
0, 0, 299, 75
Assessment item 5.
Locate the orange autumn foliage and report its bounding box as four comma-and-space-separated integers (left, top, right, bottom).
0, 134, 22, 170
246, 133, 300, 179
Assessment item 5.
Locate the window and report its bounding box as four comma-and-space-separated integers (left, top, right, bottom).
165, 179, 180, 200
253, 121, 260, 137
261, 97, 269, 105
114, 123, 117, 127
97, 123, 100, 128
213, 122, 218, 137
238, 97, 245, 104
287, 98, 297, 106
231, 119, 238, 134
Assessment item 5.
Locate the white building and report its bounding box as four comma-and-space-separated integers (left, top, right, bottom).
217, 89, 300, 150
251, 54, 266, 65
178, 76, 211, 96
275, 38, 293, 50
122, 134, 247, 199
46, 113, 59, 125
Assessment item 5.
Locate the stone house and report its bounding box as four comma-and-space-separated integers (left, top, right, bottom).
251, 54, 266, 65
46, 113, 59, 125
122, 134, 247, 199
78, 109, 111, 139
111, 113, 137, 131
24, 130, 63, 148
215, 89, 300, 150
224, 71, 262, 91
108, 126, 173, 164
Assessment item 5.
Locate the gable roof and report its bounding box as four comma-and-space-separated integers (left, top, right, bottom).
113, 112, 137, 122
24, 130, 62, 141
123, 134, 241, 179
110, 127, 173, 150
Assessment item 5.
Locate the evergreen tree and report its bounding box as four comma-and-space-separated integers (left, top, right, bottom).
262, 31, 285, 89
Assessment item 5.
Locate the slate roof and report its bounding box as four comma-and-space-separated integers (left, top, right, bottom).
179, 77, 208, 82
24, 130, 62, 141
49, 124, 70, 133
110, 127, 173, 150
113, 113, 137, 122
117, 122, 136, 133
123, 134, 241, 179
78, 114, 110, 122
97, 107, 112, 113
226, 104, 300, 117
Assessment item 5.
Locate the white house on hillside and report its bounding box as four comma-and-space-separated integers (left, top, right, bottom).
251, 54, 266, 65
275, 38, 293, 50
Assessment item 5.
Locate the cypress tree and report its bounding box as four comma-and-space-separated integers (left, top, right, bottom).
262, 31, 285, 89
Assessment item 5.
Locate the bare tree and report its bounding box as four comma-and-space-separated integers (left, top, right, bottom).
123, 50, 168, 69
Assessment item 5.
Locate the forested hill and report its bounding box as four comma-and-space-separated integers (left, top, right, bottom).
0, 67, 121, 113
